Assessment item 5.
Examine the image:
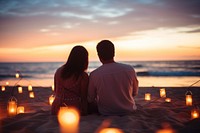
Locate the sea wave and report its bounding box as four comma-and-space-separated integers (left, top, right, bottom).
137, 71, 200, 76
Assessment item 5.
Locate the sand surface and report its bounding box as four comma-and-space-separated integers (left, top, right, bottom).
0, 86, 200, 133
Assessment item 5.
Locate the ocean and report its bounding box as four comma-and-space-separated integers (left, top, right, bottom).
0, 60, 200, 87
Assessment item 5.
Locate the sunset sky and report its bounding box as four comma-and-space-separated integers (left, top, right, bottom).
0, 0, 200, 62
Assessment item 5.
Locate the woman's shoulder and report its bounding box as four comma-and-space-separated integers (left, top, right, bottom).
80, 72, 89, 79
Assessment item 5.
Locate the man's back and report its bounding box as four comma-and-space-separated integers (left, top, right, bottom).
88, 62, 138, 115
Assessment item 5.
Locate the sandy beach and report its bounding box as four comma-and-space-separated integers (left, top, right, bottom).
0, 86, 200, 133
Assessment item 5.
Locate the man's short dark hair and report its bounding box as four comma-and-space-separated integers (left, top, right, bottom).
97, 40, 115, 60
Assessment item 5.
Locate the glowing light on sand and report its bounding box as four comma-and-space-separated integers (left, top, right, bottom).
160, 88, 166, 98
29, 91, 35, 98
165, 98, 171, 103
52, 85, 54, 91
28, 84, 33, 91
17, 106, 25, 114
185, 91, 192, 106
156, 123, 175, 133
15, 73, 20, 78
99, 128, 124, 133
58, 107, 80, 133
18, 86, 23, 93
7, 97, 17, 117
6, 81, 9, 86
49, 95, 55, 105
145, 93, 151, 101
191, 109, 199, 119
1, 86, 5, 91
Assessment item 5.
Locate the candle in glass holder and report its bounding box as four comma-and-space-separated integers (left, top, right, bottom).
52, 85, 54, 91
49, 95, 55, 105
29, 91, 35, 98
6, 81, 9, 86
191, 109, 199, 119
145, 93, 151, 101
1, 86, 5, 91
15, 73, 20, 78
18, 86, 23, 93
58, 107, 80, 133
17, 106, 25, 114
99, 128, 124, 133
186, 94, 192, 106
165, 98, 171, 103
7, 97, 17, 117
28, 84, 33, 91
160, 88, 166, 98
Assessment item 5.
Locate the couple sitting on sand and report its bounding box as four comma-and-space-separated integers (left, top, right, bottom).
51, 40, 139, 116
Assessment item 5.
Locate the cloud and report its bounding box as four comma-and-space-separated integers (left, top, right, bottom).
0, 0, 200, 48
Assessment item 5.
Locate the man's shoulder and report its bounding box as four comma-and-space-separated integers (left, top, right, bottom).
116, 62, 133, 70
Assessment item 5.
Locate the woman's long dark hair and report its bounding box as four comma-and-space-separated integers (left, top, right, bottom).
61, 45, 88, 80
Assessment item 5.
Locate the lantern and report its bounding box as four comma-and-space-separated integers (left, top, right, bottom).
7, 96, 17, 117
17, 106, 25, 114
28, 84, 33, 91
160, 88, 166, 98
52, 85, 55, 91
15, 73, 20, 78
185, 91, 192, 106
145, 93, 151, 101
6, 81, 9, 86
165, 98, 171, 103
49, 95, 55, 105
29, 91, 35, 98
1, 86, 5, 91
18, 86, 23, 93
58, 107, 80, 133
99, 128, 124, 133
191, 109, 199, 119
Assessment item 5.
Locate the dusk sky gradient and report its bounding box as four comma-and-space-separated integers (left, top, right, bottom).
0, 0, 200, 62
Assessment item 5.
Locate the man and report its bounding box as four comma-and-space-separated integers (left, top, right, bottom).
88, 40, 139, 115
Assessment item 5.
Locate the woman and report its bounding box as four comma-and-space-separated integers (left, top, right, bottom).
51, 45, 89, 115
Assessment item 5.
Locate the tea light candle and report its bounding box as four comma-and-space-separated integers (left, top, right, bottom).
17, 106, 25, 114
1, 86, 5, 91
18, 86, 23, 93
29, 91, 35, 98
15, 73, 20, 78
58, 107, 80, 133
191, 109, 199, 119
7, 97, 17, 117
52, 85, 54, 91
49, 95, 55, 105
6, 81, 9, 86
99, 128, 124, 133
165, 98, 171, 103
145, 93, 151, 101
160, 88, 166, 98
28, 84, 33, 91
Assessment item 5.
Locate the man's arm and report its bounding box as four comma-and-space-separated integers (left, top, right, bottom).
87, 74, 97, 103
132, 69, 139, 97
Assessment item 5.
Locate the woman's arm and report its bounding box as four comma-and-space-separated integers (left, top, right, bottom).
80, 72, 89, 115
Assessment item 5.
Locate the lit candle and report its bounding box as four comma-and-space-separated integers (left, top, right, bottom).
15, 73, 20, 78
52, 85, 54, 91
186, 95, 192, 106
29, 91, 35, 98
7, 97, 17, 117
191, 109, 199, 119
28, 84, 33, 91
1, 86, 5, 91
160, 88, 166, 98
18, 86, 23, 93
49, 95, 55, 105
99, 128, 124, 133
6, 81, 9, 86
17, 106, 25, 114
58, 107, 80, 133
145, 93, 151, 101
165, 98, 171, 103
